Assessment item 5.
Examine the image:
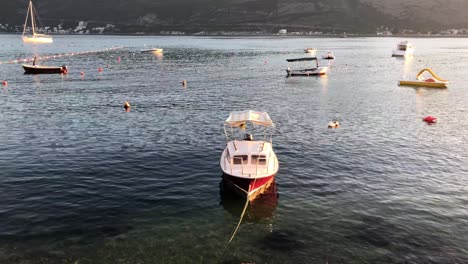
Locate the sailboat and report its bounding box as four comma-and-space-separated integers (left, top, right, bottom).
22, 1, 53, 44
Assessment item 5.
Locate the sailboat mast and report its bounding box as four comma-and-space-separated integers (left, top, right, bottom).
30, 1, 36, 35
23, 1, 31, 36
22, 0, 53, 43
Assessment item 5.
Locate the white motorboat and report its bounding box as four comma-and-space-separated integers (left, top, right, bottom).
220, 110, 279, 200
304, 48, 317, 56
392, 41, 414, 57
141, 48, 163, 53
322, 51, 335, 60
286, 57, 328, 76
22, 1, 53, 44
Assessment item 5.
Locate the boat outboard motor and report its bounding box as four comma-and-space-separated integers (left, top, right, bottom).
61, 65, 68, 74
243, 133, 253, 141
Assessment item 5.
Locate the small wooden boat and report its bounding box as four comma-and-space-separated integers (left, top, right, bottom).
286, 57, 328, 76
22, 64, 68, 74
140, 48, 163, 53
399, 68, 448, 88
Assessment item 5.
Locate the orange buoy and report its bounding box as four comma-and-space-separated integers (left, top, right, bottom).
124, 101, 131, 112
1, 80, 7, 86
98, 67, 103, 72
423, 116, 437, 124
328, 121, 340, 128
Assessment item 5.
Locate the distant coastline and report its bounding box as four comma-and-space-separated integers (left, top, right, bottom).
3, 32, 468, 38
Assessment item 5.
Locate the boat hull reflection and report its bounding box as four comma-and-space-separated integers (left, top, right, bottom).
220, 179, 278, 221
222, 173, 275, 200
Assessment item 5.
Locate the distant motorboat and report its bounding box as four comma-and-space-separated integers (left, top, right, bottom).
304, 48, 317, 56
392, 41, 414, 57
322, 51, 335, 60
286, 57, 328, 76
141, 48, 163, 53
22, 1, 53, 44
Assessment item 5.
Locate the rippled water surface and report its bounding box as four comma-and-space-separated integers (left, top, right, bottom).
0, 35, 467, 263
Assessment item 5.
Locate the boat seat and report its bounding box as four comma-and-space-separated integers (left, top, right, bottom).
243, 133, 253, 141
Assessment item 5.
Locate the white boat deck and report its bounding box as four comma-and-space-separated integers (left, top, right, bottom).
221, 140, 278, 178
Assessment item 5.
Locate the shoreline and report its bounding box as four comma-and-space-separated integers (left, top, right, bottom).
2, 32, 468, 38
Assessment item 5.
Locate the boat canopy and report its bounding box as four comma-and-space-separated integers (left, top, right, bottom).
287, 57, 318, 62
225, 110, 274, 128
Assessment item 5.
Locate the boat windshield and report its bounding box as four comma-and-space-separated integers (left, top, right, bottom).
398, 45, 407, 51
233, 155, 248, 165
251, 155, 267, 165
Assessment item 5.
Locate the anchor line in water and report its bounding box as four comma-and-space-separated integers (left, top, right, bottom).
227, 176, 259, 244
227, 191, 250, 244
216, 177, 259, 263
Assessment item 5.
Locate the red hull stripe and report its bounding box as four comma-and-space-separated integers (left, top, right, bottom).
223, 174, 275, 193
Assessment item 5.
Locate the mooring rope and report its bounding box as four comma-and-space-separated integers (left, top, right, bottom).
214, 183, 252, 264
215, 172, 264, 264
227, 191, 250, 244
227, 173, 260, 244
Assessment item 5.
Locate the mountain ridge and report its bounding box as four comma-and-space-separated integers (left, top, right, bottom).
2, 0, 467, 33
